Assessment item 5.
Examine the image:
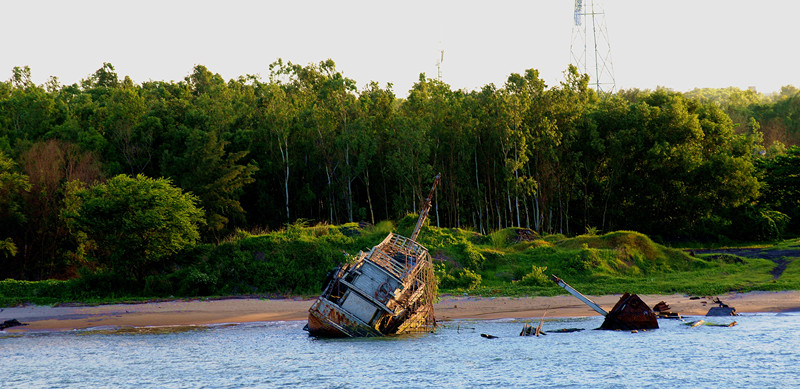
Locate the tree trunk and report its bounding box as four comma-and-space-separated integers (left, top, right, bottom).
345, 144, 353, 222
506, 182, 513, 228
474, 150, 483, 234
514, 146, 520, 227
325, 165, 334, 223
278, 136, 290, 223
365, 169, 375, 225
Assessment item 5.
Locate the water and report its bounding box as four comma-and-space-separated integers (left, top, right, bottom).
3, 313, 799, 388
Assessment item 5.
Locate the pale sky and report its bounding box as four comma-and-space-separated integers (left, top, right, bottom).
2, 1, 798, 96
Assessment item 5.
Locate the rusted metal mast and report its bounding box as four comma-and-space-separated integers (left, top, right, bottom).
551, 275, 608, 316
411, 173, 441, 242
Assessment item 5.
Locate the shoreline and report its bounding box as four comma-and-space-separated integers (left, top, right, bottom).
3, 290, 800, 333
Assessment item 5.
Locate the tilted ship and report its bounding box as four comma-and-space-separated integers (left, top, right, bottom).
305, 174, 441, 337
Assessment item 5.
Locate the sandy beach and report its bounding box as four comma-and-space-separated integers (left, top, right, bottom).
3, 291, 799, 333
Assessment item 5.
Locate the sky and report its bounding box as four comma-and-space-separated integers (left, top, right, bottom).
2, 0, 798, 97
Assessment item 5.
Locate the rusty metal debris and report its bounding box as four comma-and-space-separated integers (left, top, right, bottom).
305, 174, 441, 337
520, 323, 536, 336
520, 309, 548, 336
706, 297, 737, 316
653, 301, 682, 319
550, 328, 584, 333
551, 275, 659, 331
652, 301, 670, 312
601, 292, 660, 330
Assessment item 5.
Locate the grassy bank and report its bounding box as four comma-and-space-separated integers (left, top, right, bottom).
2, 219, 799, 306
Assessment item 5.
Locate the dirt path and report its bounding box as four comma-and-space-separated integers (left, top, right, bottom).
693, 247, 800, 279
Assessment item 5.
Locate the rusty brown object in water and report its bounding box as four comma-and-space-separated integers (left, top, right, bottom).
652, 301, 670, 312
600, 293, 659, 330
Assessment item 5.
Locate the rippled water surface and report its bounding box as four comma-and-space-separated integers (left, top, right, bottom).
3, 313, 799, 388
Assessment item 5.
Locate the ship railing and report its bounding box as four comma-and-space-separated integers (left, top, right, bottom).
378, 233, 430, 265
382, 233, 427, 258
368, 247, 407, 280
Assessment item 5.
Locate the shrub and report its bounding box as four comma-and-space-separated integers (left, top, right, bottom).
518, 265, 550, 286
62, 175, 204, 279
438, 268, 482, 290
178, 268, 218, 296
457, 243, 485, 270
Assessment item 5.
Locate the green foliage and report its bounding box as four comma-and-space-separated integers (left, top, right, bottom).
518, 265, 549, 286
396, 213, 422, 236
451, 242, 485, 270
62, 174, 204, 278
1, 63, 795, 257
436, 265, 482, 290
171, 130, 258, 237
2, 223, 800, 305
0, 237, 17, 258
0, 152, 30, 274
489, 229, 514, 248
0, 278, 77, 305
2, 62, 800, 299
757, 146, 800, 234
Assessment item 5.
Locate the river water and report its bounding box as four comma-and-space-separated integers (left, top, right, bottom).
3, 313, 798, 388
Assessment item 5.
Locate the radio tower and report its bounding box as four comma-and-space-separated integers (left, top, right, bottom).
436, 49, 444, 81
570, 0, 615, 94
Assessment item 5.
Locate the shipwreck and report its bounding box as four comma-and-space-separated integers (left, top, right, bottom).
305, 174, 441, 337
552, 275, 659, 331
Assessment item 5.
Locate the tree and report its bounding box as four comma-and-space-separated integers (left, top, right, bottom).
19, 140, 103, 279
175, 130, 257, 238
62, 174, 204, 278
354, 82, 395, 224
758, 145, 800, 233
0, 152, 30, 267
255, 75, 295, 224
586, 90, 760, 236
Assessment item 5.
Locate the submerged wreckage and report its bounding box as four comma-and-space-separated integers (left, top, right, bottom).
552, 275, 659, 330
305, 175, 441, 337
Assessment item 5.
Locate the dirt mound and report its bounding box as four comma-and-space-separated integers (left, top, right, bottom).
514, 228, 538, 243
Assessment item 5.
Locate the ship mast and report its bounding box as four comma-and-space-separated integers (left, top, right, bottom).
410, 173, 441, 242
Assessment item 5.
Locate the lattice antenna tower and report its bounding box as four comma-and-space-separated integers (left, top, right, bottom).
570, 0, 615, 94
436, 49, 444, 81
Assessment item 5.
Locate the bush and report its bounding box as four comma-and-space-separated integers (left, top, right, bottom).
397, 213, 422, 236
0, 278, 75, 300
438, 268, 482, 290
518, 265, 549, 286
178, 268, 218, 296
456, 242, 485, 270
62, 174, 204, 279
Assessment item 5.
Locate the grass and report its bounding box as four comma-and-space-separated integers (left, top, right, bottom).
435, 228, 800, 297
2, 221, 799, 307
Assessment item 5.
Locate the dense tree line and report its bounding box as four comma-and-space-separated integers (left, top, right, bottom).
1, 61, 799, 281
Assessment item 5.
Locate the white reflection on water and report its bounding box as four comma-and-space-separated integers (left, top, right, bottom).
2, 313, 799, 388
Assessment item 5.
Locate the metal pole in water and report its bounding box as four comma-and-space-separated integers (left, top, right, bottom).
551, 275, 608, 316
